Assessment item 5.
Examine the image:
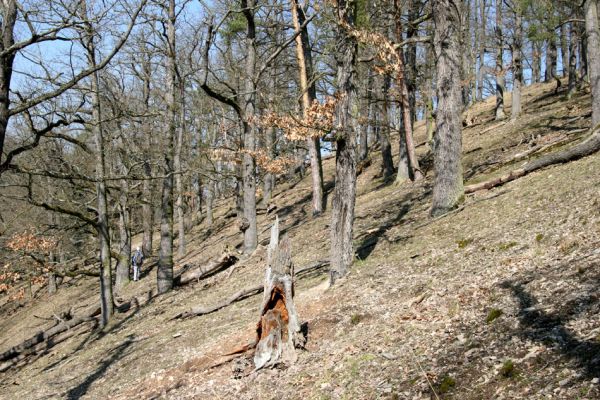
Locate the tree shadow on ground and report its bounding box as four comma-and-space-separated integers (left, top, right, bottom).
500, 279, 600, 379
65, 335, 135, 400
41, 290, 155, 373
354, 188, 429, 260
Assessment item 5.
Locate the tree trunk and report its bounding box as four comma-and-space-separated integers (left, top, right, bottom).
359, 69, 373, 161
568, 22, 578, 99
262, 70, 277, 207
477, 0, 486, 102
0, 1, 16, 168
254, 217, 305, 369
393, 0, 422, 183
545, 35, 557, 83
330, 0, 358, 285
586, 0, 600, 127
494, 0, 505, 120
81, 0, 113, 326
431, 0, 464, 217
511, 7, 523, 121
580, 22, 588, 86
142, 160, 153, 256
380, 75, 396, 179
460, 0, 472, 106
115, 165, 131, 292
291, 0, 324, 216
141, 51, 153, 257
242, 0, 258, 254
157, 0, 177, 294
206, 180, 214, 227
532, 41, 541, 84
560, 23, 568, 78
175, 85, 186, 257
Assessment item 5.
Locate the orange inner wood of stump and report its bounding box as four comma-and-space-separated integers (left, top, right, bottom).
257, 285, 289, 341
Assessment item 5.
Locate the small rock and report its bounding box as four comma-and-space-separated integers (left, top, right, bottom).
592, 377, 599, 384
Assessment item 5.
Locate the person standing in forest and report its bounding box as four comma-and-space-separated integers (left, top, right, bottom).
132, 246, 144, 282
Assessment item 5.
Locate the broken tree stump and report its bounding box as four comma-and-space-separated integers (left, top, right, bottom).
253, 216, 306, 370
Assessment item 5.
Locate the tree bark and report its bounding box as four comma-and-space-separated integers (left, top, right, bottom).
511, 6, 523, 121
291, 0, 324, 216
157, 0, 177, 294
330, 0, 358, 285
494, 0, 505, 120
585, 0, 600, 127
431, 0, 464, 217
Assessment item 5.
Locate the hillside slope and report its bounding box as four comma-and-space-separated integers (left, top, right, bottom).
1, 82, 599, 399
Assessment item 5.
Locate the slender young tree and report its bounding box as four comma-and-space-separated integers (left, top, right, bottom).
291, 0, 324, 216
431, 0, 464, 217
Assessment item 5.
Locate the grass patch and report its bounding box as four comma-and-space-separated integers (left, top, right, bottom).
498, 241, 518, 251
500, 359, 516, 378
438, 376, 456, 393
456, 238, 473, 249
486, 308, 503, 323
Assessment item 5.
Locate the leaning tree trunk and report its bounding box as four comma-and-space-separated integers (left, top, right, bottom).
494, 0, 505, 120
430, 0, 464, 217
157, 0, 177, 294
330, 0, 358, 285
511, 7, 523, 121
291, 0, 324, 216
586, 0, 600, 127
253, 217, 306, 370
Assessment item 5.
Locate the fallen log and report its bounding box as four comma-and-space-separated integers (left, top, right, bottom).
173, 252, 239, 287
465, 125, 600, 194
0, 305, 100, 368
172, 259, 329, 321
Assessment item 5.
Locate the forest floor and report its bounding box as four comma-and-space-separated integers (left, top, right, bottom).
0, 80, 599, 399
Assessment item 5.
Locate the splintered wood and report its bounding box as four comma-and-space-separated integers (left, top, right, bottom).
253, 216, 306, 370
